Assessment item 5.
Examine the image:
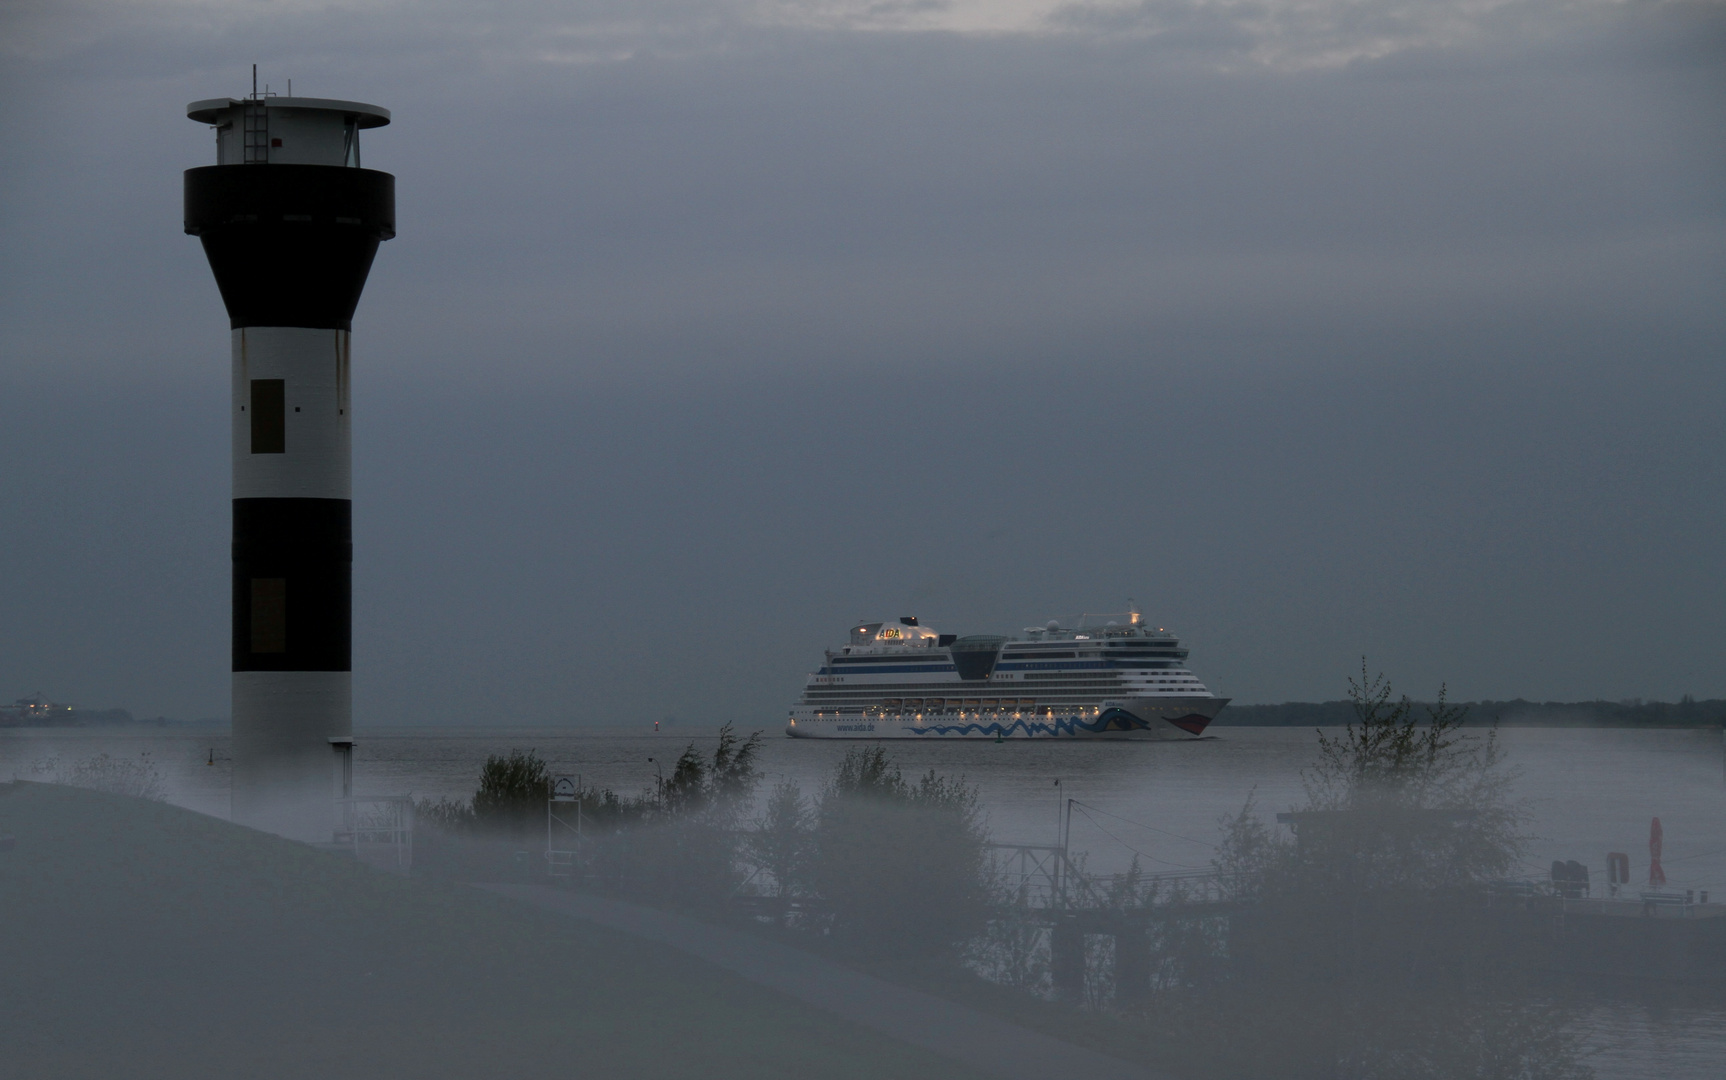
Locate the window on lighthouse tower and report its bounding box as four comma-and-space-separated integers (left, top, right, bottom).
250, 379, 285, 453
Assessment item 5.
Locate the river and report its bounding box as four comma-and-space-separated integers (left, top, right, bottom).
6, 723, 1722, 1078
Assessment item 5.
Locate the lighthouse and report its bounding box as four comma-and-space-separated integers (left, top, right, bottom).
184, 88, 394, 840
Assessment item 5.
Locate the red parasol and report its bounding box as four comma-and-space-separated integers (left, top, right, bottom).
1649, 817, 1666, 887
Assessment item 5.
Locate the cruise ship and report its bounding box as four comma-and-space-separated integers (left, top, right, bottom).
786, 607, 1228, 739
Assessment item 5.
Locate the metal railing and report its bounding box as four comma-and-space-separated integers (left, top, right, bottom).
336, 795, 415, 872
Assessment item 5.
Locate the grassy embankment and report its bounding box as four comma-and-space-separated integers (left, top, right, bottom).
0, 780, 993, 1080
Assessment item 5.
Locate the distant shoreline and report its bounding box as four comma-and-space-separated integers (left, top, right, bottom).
1214, 699, 1726, 729
0, 719, 229, 733
3, 698, 1722, 734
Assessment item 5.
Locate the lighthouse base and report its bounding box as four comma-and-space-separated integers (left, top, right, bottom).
231, 671, 352, 842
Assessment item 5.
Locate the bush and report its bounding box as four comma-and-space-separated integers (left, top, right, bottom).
654, 724, 762, 823
1217, 660, 1528, 900
415, 796, 477, 833
744, 779, 813, 908
1181, 663, 1585, 1079
32, 753, 165, 801
584, 725, 763, 907
414, 730, 764, 886
803, 747, 990, 959
471, 749, 553, 839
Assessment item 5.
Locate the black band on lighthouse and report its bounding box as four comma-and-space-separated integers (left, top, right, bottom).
185, 165, 395, 331
232, 497, 352, 672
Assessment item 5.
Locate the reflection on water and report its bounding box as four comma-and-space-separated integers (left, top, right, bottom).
1582, 1005, 1726, 1080
5, 723, 1721, 1078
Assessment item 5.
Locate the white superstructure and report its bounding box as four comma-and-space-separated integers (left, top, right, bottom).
786, 606, 1228, 739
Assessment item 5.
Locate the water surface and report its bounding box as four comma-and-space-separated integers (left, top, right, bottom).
7, 723, 1721, 1079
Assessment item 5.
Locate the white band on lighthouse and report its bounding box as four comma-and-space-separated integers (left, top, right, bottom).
233, 327, 352, 500
231, 671, 353, 839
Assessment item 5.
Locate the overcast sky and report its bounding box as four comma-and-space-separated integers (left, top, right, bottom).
1, 0, 1722, 726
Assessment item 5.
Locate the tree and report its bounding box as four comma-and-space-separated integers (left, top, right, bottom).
588, 725, 763, 907
1217, 661, 1527, 898
1194, 665, 1579, 1080
806, 747, 990, 959
1294, 660, 1526, 893
655, 723, 761, 821
471, 749, 552, 838
745, 779, 813, 913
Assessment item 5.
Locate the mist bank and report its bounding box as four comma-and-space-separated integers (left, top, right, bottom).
0, 780, 993, 1080
1216, 698, 1726, 728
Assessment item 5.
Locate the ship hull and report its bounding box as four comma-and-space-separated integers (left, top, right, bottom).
785, 696, 1227, 740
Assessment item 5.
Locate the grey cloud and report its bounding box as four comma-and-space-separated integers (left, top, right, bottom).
0, 0, 1721, 723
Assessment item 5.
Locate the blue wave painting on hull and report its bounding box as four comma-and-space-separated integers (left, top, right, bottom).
909, 708, 1151, 738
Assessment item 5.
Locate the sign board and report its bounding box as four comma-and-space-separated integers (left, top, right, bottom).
551, 776, 578, 802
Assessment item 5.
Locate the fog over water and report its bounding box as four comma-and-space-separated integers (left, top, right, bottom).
8, 726, 1722, 886
6, 724, 1724, 1077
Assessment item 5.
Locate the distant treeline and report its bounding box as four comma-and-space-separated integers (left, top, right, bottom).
1217, 697, 1726, 728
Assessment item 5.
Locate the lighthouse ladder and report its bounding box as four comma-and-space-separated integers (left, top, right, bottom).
242, 100, 269, 164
